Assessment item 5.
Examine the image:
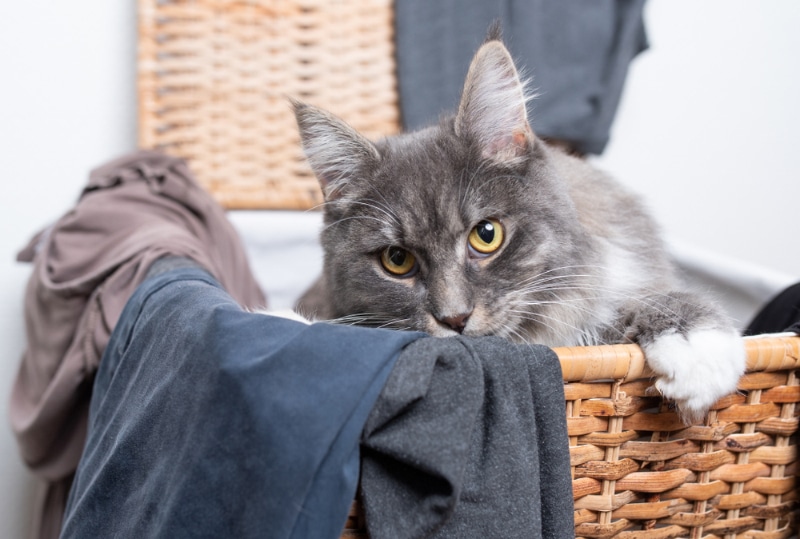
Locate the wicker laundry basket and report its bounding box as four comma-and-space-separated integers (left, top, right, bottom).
137, 2, 799, 537
342, 335, 800, 538
138, 0, 400, 210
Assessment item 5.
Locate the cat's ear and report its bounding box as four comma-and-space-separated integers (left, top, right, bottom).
292, 100, 380, 200
455, 41, 533, 166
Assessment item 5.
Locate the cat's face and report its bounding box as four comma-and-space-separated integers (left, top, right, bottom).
295, 39, 592, 342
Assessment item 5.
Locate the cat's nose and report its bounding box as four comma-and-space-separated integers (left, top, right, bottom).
438, 311, 473, 334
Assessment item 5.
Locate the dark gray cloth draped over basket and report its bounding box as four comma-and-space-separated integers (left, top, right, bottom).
361, 337, 574, 539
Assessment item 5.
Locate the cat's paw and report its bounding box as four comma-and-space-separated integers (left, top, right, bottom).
642, 328, 746, 424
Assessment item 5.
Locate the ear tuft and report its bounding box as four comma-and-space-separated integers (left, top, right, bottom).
484, 20, 503, 43
292, 99, 379, 200
455, 41, 533, 166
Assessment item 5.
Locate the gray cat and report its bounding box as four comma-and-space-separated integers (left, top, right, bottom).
293, 35, 745, 423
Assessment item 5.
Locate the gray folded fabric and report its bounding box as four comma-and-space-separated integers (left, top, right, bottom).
394, 0, 648, 154
361, 336, 573, 538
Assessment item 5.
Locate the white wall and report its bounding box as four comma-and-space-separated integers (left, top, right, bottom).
0, 1, 798, 537
594, 1, 800, 281
0, 2, 137, 537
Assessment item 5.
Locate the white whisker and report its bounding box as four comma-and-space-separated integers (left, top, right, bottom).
326, 312, 412, 332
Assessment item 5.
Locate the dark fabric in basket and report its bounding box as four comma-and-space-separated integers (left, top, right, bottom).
61, 266, 573, 538
11, 151, 267, 539
61, 266, 424, 539
394, 0, 648, 154
746, 281, 800, 335
361, 337, 573, 539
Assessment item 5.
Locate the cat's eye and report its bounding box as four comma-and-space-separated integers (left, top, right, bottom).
380, 246, 418, 277
468, 219, 504, 255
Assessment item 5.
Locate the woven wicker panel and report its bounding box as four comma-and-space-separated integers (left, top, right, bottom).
138, 0, 400, 210
342, 334, 800, 538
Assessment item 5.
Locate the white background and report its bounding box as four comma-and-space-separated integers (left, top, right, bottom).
594, 1, 800, 281
1, 1, 798, 536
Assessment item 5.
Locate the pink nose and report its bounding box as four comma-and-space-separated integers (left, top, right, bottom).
438, 311, 472, 333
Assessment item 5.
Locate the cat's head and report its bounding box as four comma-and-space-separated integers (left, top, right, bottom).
294, 36, 592, 342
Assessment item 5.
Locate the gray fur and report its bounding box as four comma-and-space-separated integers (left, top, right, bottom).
294, 36, 744, 422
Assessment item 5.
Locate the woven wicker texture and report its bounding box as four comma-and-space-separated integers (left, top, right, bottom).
342, 334, 800, 538
138, 0, 400, 209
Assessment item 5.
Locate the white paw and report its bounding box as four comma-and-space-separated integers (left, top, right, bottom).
642, 328, 746, 423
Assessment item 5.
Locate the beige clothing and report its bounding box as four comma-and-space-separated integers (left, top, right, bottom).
11, 151, 267, 538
